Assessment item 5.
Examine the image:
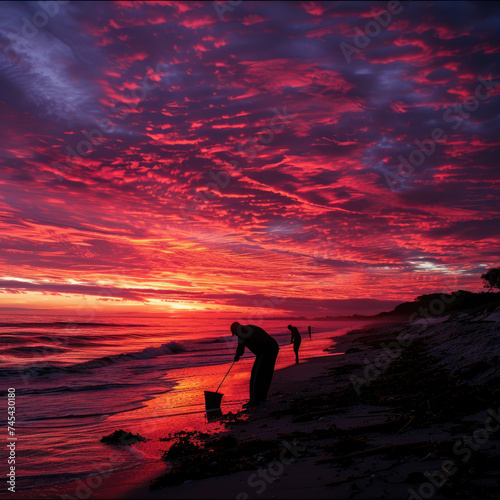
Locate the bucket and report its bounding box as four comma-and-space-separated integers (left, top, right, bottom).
204, 391, 223, 412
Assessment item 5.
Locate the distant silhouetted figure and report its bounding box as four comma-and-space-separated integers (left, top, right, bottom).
288, 324, 301, 364
308, 325, 311, 340
231, 322, 279, 408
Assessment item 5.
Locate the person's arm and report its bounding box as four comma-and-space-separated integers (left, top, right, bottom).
234, 337, 245, 361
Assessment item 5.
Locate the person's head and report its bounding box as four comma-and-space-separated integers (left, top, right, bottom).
287, 324, 292, 330
231, 322, 253, 339
230, 322, 241, 336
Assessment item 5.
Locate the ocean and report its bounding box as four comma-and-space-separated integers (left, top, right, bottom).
0, 315, 361, 493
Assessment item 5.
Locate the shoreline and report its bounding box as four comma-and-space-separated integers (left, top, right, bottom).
11, 324, 354, 499
21, 354, 341, 500
16, 313, 500, 499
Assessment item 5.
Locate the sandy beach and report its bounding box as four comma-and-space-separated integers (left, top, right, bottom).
20, 311, 500, 500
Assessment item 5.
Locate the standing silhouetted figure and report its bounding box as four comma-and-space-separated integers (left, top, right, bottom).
231, 322, 279, 408
308, 325, 311, 340
288, 324, 301, 364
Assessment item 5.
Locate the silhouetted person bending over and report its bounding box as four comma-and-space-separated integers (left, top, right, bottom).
231, 322, 280, 408
288, 324, 301, 364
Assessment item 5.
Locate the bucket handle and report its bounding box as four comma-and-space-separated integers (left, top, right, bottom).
216, 361, 235, 393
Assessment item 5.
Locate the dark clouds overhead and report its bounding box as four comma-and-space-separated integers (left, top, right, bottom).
0, 1, 499, 316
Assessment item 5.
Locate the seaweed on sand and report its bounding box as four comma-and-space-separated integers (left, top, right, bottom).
100, 429, 146, 445
164, 435, 203, 460
220, 410, 248, 425
150, 434, 284, 489
159, 430, 211, 442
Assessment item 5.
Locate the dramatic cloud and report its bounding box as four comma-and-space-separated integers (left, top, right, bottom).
0, 1, 499, 317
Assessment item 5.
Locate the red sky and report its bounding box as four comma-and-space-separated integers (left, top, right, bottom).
0, 1, 499, 318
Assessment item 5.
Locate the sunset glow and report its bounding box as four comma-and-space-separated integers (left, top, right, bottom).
1, 1, 499, 318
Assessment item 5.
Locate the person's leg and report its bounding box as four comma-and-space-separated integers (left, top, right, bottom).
294, 339, 301, 363
249, 355, 263, 404
257, 347, 279, 401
